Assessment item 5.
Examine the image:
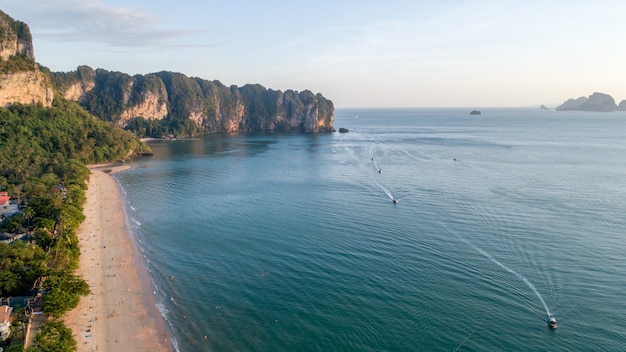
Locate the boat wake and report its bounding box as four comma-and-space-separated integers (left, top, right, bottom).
441, 221, 552, 320
369, 156, 397, 203
460, 234, 550, 317
371, 157, 382, 174
452, 308, 490, 352
374, 180, 396, 203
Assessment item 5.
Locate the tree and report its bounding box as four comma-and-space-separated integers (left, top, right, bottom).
24, 206, 35, 228
41, 271, 89, 318
0, 241, 46, 296
33, 227, 54, 251
0, 269, 21, 296
29, 320, 77, 352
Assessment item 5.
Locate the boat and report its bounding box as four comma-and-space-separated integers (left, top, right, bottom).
392, 198, 398, 204
548, 314, 557, 329
469, 110, 481, 115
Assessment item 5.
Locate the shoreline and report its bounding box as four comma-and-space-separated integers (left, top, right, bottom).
63, 165, 175, 351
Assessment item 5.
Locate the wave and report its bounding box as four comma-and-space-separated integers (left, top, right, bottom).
156, 302, 169, 320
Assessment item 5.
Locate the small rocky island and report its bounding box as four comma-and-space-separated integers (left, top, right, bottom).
556, 92, 626, 112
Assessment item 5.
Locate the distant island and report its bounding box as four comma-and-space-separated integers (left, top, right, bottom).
556, 92, 626, 112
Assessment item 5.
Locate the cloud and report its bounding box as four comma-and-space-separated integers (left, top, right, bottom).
8, 0, 186, 46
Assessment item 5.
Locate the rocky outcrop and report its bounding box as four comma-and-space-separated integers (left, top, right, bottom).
0, 11, 53, 107
55, 65, 96, 102
0, 10, 34, 62
0, 10, 334, 133
556, 92, 617, 112
119, 91, 168, 123
52, 68, 334, 133
0, 11, 54, 106
0, 71, 54, 107
556, 97, 587, 111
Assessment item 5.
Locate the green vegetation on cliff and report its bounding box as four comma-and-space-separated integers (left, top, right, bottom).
0, 54, 35, 74
49, 67, 335, 137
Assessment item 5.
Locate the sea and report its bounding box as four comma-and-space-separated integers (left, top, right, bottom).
114, 108, 626, 352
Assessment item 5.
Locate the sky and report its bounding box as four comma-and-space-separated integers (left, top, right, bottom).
3, 0, 626, 108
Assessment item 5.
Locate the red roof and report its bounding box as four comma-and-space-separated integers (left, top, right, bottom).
0, 196, 10, 206
0, 305, 12, 324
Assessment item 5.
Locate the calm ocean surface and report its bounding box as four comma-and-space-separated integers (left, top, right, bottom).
114, 108, 626, 352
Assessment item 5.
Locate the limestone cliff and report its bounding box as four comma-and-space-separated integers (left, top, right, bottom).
0, 10, 333, 133
54, 65, 96, 102
119, 91, 168, 122
52, 68, 334, 134
0, 10, 53, 107
0, 71, 54, 107
556, 92, 617, 112
0, 10, 34, 62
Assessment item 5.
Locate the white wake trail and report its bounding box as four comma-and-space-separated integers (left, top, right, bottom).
456, 235, 550, 317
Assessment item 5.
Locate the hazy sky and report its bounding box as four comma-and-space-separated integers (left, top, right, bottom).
3, 0, 626, 107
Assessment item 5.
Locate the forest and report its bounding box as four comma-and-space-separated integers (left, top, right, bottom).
0, 98, 148, 351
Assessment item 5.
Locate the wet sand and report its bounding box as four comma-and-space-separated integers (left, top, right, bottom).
63, 165, 174, 351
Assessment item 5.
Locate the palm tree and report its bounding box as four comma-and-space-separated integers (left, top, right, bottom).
12, 184, 22, 207
24, 206, 35, 228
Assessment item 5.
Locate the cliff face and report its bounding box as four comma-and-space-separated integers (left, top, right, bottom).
0, 10, 333, 132
0, 71, 54, 107
56, 65, 96, 102
119, 91, 168, 121
52, 68, 334, 133
0, 11, 34, 62
0, 10, 53, 107
556, 92, 617, 112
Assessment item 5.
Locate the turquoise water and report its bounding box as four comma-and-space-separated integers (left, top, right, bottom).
115, 108, 626, 351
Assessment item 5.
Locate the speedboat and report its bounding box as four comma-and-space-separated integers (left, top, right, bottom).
548, 314, 557, 329
392, 198, 398, 204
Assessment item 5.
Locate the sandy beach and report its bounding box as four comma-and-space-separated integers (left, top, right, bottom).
63, 165, 174, 352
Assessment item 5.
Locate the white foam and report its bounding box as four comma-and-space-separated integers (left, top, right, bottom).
459, 235, 550, 316
156, 302, 169, 319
